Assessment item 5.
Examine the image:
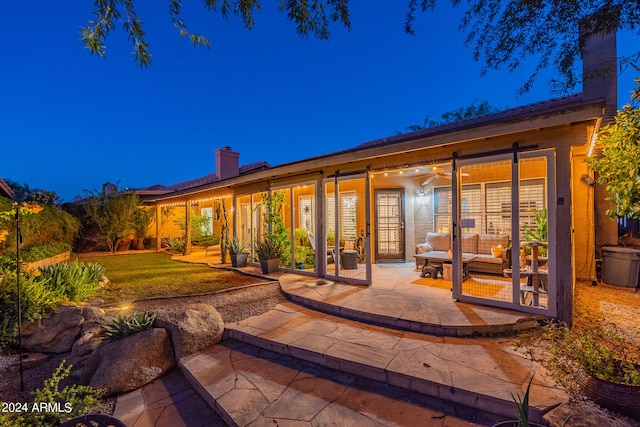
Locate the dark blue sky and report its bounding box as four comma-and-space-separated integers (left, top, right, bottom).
2, 2, 637, 201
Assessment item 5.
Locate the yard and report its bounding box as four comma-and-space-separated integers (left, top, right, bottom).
76, 252, 266, 303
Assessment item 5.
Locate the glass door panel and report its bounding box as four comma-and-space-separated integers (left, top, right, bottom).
293, 184, 316, 273
518, 155, 554, 314
453, 152, 555, 316
455, 159, 515, 305
324, 176, 370, 284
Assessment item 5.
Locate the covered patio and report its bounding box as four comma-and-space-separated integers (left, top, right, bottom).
173, 248, 543, 335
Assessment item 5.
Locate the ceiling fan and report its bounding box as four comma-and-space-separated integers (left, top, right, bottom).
421, 166, 469, 186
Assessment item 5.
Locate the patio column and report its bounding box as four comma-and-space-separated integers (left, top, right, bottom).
555, 147, 573, 325
155, 204, 161, 250
185, 201, 192, 255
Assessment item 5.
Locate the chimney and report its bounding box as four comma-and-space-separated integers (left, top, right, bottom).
102, 182, 118, 196
215, 146, 240, 180
581, 10, 618, 122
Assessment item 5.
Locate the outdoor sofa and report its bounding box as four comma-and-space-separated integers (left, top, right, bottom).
415, 232, 510, 275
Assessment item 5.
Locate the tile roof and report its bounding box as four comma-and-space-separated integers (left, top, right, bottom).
142, 93, 604, 201
303, 94, 602, 160
138, 161, 272, 196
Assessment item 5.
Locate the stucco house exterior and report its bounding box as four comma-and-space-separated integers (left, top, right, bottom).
140, 30, 620, 325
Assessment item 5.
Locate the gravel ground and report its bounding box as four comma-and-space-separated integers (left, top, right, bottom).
121, 281, 285, 323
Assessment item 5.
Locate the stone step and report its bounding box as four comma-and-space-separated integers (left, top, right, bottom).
180, 339, 504, 426
223, 302, 567, 422
280, 274, 542, 337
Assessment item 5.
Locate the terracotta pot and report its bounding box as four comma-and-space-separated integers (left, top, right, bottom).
492, 422, 545, 427
230, 252, 248, 268
260, 258, 279, 274
578, 370, 640, 419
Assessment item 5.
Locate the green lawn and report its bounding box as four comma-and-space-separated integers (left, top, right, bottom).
76, 252, 262, 303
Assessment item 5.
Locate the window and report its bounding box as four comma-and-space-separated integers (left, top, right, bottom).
519, 179, 545, 239
435, 179, 545, 235
200, 207, 213, 235
434, 185, 481, 233
486, 182, 511, 234
326, 191, 357, 240
299, 196, 315, 232
434, 187, 452, 232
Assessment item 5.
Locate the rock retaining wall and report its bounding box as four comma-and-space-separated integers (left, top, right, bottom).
19, 303, 225, 397
23, 251, 71, 273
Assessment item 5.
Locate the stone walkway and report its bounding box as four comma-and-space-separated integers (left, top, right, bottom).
279, 272, 542, 336
114, 259, 567, 426
181, 339, 503, 426
219, 301, 566, 424
113, 368, 224, 427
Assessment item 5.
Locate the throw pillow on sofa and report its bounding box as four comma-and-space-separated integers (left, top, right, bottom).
491, 244, 504, 258
426, 232, 451, 251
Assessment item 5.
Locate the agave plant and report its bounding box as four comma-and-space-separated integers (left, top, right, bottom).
102, 312, 156, 344
228, 235, 247, 254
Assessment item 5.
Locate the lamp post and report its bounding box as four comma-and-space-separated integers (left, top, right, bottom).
15, 204, 24, 391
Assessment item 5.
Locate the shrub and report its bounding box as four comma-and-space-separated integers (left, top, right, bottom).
132, 207, 151, 239
102, 312, 156, 343
163, 236, 186, 253
0, 272, 58, 322
0, 262, 103, 352
0, 360, 102, 427
0, 272, 59, 352
0, 311, 17, 353
545, 323, 640, 387
192, 234, 219, 247
0, 196, 80, 256
83, 191, 140, 253
39, 261, 105, 302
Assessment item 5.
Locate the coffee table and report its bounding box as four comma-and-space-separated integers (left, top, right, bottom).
414, 252, 476, 280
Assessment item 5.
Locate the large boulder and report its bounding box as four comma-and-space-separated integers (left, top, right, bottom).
72, 331, 103, 358
154, 303, 224, 360
81, 328, 175, 396
21, 306, 95, 353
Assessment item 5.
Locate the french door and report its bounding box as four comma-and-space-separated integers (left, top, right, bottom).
324, 174, 371, 285
451, 151, 556, 316
375, 189, 405, 262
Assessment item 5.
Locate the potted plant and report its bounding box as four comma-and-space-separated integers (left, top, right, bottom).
493, 376, 546, 427
258, 192, 291, 267
522, 208, 548, 258
545, 324, 640, 420
573, 328, 640, 419
256, 237, 280, 274
228, 236, 248, 268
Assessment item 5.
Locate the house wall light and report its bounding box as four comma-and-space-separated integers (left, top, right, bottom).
417, 190, 427, 204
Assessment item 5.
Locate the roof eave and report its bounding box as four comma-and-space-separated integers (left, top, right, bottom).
145, 97, 605, 203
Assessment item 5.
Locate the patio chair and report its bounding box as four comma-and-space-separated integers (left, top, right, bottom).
307, 231, 334, 264
355, 236, 366, 262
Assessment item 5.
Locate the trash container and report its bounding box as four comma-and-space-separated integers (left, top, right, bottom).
601, 246, 640, 288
